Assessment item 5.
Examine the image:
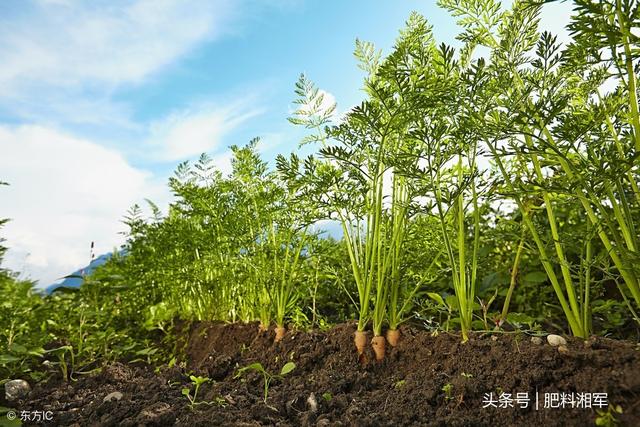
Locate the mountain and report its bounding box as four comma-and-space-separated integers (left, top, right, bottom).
44, 252, 113, 294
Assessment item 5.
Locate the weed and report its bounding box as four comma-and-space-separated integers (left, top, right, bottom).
181, 375, 226, 410
442, 383, 454, 400
595, 404, 623, 426
235, 361, 296, 403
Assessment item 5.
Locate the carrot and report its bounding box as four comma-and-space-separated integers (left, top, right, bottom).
371, 335, 386, 361
354, 330, 367, 355
386, 329, 400, 347
274, 326, 286, 342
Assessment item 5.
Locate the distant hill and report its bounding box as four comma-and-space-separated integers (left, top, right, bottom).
45, 252, 113, 294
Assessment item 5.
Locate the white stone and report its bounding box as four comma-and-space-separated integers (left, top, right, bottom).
103, 391, 124, 402
546, 334, 567, 347
307, 392, 318, 412
5, 379, 30, 401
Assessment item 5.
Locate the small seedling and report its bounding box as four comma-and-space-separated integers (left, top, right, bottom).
595, 404, 623, 426
322, 392, 332, 401
182, 375, 209, 409
235, 361, 296, 403
442, 383, 454, 400
461, 372, 473, 379
394, 380, 406, 389
181, 375, 226, 409
45, 345, 74, 382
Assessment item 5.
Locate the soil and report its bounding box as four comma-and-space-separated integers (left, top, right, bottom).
9, 322, 640, 426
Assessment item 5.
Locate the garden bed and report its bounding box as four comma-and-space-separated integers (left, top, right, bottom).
13, 322, 640, 426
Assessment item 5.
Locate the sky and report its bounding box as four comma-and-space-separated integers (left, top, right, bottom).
0, 0, 573, 286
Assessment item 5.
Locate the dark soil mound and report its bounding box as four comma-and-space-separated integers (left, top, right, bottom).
13, 322, 640, 426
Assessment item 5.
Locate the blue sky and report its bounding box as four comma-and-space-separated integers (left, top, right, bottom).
0, 0, 572, 285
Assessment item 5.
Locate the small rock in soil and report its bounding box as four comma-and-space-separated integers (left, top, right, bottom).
558, 345, 570, 356
547, 334, 567, 347
531, 337, 543, 345
103, 391, 123, 402
307, 392, 318, 412
5, 379, 30, 401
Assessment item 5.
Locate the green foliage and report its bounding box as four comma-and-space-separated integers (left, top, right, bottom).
0, 279, 45, 379
442, 383, 454, 400
181, 375, 225, 409
595, 404, 624, 427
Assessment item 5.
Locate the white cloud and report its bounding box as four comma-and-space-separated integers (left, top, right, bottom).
149, 101, 264, 161
0, 0, 241, 128
0, 0, 236, 91
0, 125, 168, 286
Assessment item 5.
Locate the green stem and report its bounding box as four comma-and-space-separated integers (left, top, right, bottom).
501, 227, 526, 323
487, 142, 585, 337
615, 0, 640, 151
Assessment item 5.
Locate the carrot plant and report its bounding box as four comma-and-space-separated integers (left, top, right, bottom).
549, 0, 640, 310
457, 0, 593, 338
361, 27, 446, 344
438, 0, 640, 337
376, 12, 489, 342
267, 223, 310, 341
285, 53, 421, 357
285, 75, 390, 356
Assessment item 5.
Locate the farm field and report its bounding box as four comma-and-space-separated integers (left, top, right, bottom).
15, 322, 640, 426
1, 0, 640, 426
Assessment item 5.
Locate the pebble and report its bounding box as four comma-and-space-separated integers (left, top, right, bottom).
531, 337, 543, 345
558, 345, 570, 356
307, 392, 318, 412
103, 391, 124, 402
546, 334, 567, 347
5, 379, 30, 401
